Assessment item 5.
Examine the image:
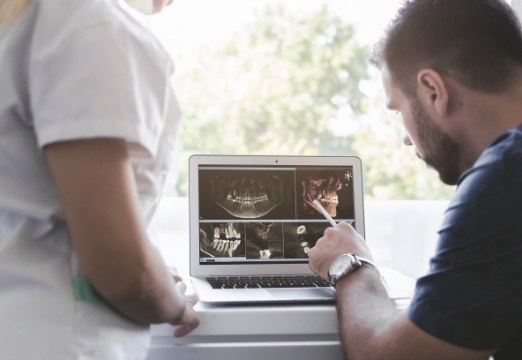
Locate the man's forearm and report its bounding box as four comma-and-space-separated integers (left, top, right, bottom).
335, 266, 401, 360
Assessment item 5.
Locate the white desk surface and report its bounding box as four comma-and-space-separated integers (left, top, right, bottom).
151, 266, 413, 337
146, 197, 415, 360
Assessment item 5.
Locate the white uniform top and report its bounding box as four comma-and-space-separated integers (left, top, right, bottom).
0, 0, 180, 358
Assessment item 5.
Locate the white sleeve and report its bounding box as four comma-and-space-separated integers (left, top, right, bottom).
30, 22, 176, 158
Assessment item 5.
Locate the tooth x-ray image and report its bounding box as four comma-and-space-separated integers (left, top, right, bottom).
283, 222, 330, 258
296, 169, 355, 220
197, 165, 356, 264
245, 222, 284, 259
198, 170, 296, 220
199, 222, 246, 258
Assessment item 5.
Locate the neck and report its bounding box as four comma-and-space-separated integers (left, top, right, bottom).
452, 82, 522, 172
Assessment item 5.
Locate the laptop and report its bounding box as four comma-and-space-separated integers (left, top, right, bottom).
188, 154, 365, 304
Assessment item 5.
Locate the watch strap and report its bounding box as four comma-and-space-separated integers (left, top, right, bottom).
354, 254, 376, 269
328, 253, 376, 287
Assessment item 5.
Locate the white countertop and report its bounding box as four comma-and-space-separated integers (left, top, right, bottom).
146, 197, 417, 360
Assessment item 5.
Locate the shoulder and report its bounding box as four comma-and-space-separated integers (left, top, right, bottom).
30, 0, 170, 67
451, 125, 522, 215
436, 124, 522, 260
407, 125, 522, 352
473, 124, 522, 176
32, 0, 143, 32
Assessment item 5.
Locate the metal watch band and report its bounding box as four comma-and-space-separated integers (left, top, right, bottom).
329, 253, 377, 287
353, 254, 376, 269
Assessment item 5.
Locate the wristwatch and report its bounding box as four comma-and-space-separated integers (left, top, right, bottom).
328, 253, 376, 287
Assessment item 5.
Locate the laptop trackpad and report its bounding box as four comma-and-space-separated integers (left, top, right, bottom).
267, 288, 336, 302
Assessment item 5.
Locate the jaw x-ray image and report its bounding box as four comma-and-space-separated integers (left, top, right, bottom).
212, 173, 283, 218
283, 222, 330, 258
296, 168, 355, 220
198, 170, 296, 220
199, 222, 246, 258
245, 222, 284, 259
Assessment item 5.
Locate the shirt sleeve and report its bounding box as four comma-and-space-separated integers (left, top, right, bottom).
407, 140, 522, 350
30, 20, 175, 158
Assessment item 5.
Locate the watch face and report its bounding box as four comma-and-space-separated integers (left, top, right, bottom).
330, 254, 353, 276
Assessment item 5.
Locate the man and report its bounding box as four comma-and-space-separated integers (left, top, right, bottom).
308, 0, 522, 359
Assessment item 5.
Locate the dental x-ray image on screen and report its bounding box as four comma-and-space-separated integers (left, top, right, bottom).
198, 170, 296, 220
245, 222, 284, 259
282, 222, 330, 259
296, 168, 355, 221
197, 164, 356, 265
199, 222, 246, 258
188, 156, 408, 305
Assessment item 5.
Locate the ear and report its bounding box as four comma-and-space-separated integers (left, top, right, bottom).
416, 69, 449, 117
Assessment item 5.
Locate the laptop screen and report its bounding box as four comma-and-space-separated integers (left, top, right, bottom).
197, 164, 356, 265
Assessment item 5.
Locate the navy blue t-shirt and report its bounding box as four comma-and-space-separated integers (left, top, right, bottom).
407, 124, 522, 359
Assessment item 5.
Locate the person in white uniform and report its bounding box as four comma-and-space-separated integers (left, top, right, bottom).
0, 0, 200, 359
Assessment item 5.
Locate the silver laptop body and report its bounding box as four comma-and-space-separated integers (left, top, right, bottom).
188, 155, 365, 304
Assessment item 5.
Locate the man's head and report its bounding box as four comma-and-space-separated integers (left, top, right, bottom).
372, 0, 522, 96
372, 0, 522, 185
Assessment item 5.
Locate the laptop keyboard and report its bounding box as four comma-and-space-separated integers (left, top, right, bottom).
206, 275, 331, 289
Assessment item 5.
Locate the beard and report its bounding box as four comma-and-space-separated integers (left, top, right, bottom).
410, 98, 461, 185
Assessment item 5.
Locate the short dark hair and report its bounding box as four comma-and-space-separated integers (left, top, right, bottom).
371, 0, 522, 95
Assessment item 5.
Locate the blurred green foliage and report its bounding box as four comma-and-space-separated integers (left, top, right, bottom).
172, 4, 454, 200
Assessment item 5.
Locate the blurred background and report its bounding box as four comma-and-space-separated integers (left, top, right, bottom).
142, 0, 517, 278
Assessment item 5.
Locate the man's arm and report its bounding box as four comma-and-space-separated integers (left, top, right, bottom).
308, 222, 492, 360
44, 138, 199, 333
